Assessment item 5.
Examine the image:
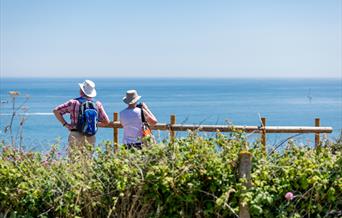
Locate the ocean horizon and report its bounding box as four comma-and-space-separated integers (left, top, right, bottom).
1, 77, 341, 151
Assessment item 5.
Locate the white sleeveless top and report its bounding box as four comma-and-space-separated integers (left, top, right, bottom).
119, 107, 143, 144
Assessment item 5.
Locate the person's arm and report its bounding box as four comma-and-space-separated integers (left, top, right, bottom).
53, 101, 73, 130
142, 102, 157, 126
97, 102, 110, 127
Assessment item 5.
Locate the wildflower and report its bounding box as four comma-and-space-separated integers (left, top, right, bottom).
15, 156, 22, 162
285, 192, 294, 201
9, 91, 20, 97
3, 146, 9, 153
42, 160, 49, 167
26, 152, 34, 159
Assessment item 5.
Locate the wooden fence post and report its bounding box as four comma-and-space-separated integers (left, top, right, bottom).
170, 114, 176, 142
315, 118, 320, 148
261, 117, 266, 156
114, 112, 119, 153
239, 151, 252, 218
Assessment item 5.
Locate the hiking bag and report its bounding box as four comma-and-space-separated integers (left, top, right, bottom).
76, 97, 98, 136
140, 107, 152, 137
140, 107, 155, 144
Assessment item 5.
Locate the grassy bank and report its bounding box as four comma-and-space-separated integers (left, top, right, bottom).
0, 132, 341, 217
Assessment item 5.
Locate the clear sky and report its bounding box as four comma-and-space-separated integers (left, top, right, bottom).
0, 0, 341, 78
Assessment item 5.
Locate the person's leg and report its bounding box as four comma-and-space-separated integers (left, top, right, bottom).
68, 131, 85, 157
124, 143, 142, 150
86, 135, 96, 146
133, 143, 142, 149
124, 144, 131, 149
84, 135, 95, 157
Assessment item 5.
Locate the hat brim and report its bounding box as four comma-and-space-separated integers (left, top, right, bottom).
79, 83, 97, 98
123, 95, 141, 105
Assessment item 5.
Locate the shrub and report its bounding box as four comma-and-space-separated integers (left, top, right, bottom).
0, 133, 341, 217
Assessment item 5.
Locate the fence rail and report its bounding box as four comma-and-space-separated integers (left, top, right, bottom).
103, 113, 333, 153
107, 123, 332, 133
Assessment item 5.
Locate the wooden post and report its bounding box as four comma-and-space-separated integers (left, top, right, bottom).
261, 117, 266, 156
239, 151, 252, 218
315, 118, 320, 148
170, 114, 176, 142
114, 112, 119, 153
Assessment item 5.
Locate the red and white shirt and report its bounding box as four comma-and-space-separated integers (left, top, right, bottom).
54, 97, 110, 129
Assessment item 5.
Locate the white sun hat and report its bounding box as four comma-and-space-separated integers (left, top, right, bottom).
79, 80, 97, 98
123, 90, 141, 105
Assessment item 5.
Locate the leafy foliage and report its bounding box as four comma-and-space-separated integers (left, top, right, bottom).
0, 133, 341, 217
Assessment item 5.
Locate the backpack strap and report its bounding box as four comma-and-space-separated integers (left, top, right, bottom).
75, 97, 85, 117
75, 96, 84, 103
75, 96, 94, 103
75, 97, 97, 109
140, 107, 146, 123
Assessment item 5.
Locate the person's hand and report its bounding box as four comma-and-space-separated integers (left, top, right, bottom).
141, 102, 148, 109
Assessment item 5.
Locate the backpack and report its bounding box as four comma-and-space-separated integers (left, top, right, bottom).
139, 106, 155, 145
140, 107, 152, 137
76, 97, 98, 136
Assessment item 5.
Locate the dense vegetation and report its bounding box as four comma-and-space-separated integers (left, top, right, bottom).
0, 132, 341, 218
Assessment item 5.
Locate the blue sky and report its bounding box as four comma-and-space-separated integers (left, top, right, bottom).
0, 0, 341, 78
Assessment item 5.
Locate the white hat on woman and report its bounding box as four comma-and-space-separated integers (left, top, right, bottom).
123, 90, 141, 105
79, 80, 97, 98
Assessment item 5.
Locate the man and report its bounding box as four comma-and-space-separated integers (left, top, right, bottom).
120, 90, 157, 149
53, 80, 110, 153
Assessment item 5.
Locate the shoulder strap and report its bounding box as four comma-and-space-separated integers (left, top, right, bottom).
75, 97, 86, 104
75, 97, 95, 103
89, 100, 98, 110
140, 108, 146, 123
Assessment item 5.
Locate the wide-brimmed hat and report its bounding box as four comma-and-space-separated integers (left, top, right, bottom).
79, 80, 97, 98
123, 90, 141, 105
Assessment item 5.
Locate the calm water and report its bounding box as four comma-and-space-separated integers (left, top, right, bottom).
0, 78, 341, 151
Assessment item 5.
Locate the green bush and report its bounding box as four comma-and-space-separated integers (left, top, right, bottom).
0, 133, 341, 217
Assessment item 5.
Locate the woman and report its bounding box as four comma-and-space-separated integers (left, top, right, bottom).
119, 90, 157, 149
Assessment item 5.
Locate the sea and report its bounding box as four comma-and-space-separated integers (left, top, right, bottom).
0, 78, 341, 152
